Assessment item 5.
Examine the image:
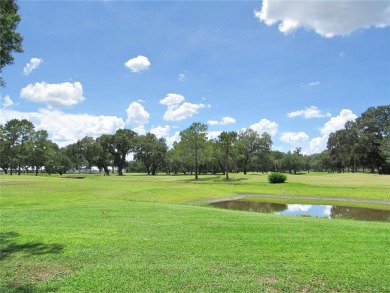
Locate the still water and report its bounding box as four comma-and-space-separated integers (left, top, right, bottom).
209, 200, 390, 222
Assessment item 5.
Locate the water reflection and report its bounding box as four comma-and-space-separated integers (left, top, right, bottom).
209, 200, 390, 222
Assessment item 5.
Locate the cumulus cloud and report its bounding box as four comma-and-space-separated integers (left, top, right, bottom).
160, 93, 185, 106
23, 58, 43, 75
280, 131, 309, 144
308, 135, 328, 154
0, 108, 124, 147
1, 95, 14, 108
150, 125, 171, 138
288, 106, 331, 119
160, 93, 205, 121
208, 116, 236, 126
125, 101, 150, 132
20, 81, 85, 109
255, 0, 390, 38
306, 109, 358, 154
249, 118, 278, 136
164, 103, 205, 121
320, 109, 357, 136
124, 55, 151, 73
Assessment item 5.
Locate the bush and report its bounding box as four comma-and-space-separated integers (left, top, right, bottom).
268, 172, 287, 184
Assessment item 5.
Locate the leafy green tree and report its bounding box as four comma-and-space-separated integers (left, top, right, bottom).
379, 136, 390, 174
252, 133, 273, 173
317, 150, 332, 172
270, 150, 284, 172
30, 130, 52, 175
126, 160, 146, 173
65, 142, 85, 172
236, 129, 261, 174
0, 0, 23, 87
45, 146, 72, 175
0, 124, 11, 173
103, 129, 137, 176
77, 136, 96, 171
217, 131, 237, 180
328, 130, 350, 172
179, 122, 208, 180
236, 130, 272, 174
1, 119, 34, 175
134, 133, 168, 175
355, 106, 389, 173
327, 105, 389, 173
282, 148, 303, 174
95, 135, 114, 175
205, 139, 223, 174
165, 143, 190, 175
302, 154, 316, 173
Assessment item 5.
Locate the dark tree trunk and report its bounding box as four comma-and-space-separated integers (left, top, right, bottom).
103, 166, 110, 176
194, 153, 199, 180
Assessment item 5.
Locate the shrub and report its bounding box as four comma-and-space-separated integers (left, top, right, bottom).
268, 172, 287, 184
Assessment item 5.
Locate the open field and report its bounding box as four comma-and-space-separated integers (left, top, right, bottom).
0, 172, 389, 292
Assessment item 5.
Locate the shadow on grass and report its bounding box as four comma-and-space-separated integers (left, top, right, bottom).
179, 175, 249, 183
0, 232, 64, 261
0, 283, 54, 293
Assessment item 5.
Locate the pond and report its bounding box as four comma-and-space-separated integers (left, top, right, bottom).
209, 200, 390, 222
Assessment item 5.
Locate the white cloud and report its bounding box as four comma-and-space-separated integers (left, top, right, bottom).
249, 118, 278, 136
207, 116, 236, 126
323, 206, 332, 218
280, 131, 309, 144
207, 131, 222, 140
308, 135, 328, 154
255, 0, 390, 38
305, 108, 358, 154
20, 81, 85, 109
160, 93, 205, 121
0, 108, 124, 147
160, 93, 185, 106
126, 101, 150, 127
288, 106, 331, 119
1, 95, 14, 108
320, 109, 357, 136
23, 58, 43, 75
164, 102, 205, 121
150, 125, 171, 138
124, 55, 151, 73
308, 81, 320, 87
287, 204, 312, 212
132, 125, 147, 135
166, 131, 181, 148
178, 73, 186, 82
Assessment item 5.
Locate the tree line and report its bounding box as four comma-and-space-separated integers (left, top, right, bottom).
1, 105, 389, 178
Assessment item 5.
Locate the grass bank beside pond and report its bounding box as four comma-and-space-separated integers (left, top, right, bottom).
0, 172, 389, 292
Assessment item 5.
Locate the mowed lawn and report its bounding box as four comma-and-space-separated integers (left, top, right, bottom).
0, 173, 389, 292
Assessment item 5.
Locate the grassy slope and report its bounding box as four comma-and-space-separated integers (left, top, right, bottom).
0, 173, 389, 292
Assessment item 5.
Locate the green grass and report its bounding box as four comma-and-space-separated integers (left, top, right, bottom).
0, 172, 389, 292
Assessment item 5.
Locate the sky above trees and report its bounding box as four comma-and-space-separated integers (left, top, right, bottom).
1, 0, 389, 154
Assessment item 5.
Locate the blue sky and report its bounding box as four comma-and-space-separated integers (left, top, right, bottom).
1, 0, 389, 154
